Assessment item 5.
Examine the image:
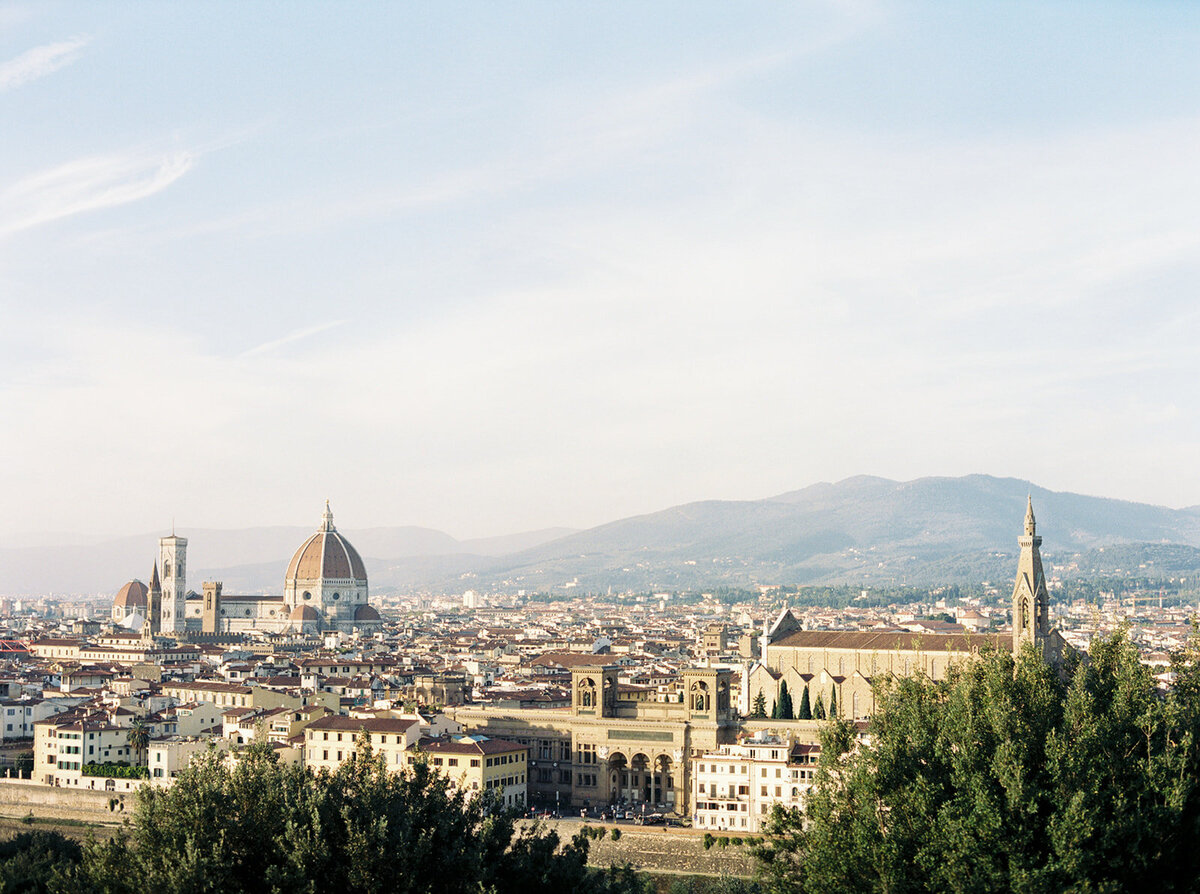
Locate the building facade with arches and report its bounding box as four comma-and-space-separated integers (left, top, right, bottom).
448, 664, 739, 816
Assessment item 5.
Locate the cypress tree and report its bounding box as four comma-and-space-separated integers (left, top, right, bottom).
779, 680, 794, 720
798, 686, 812, 720
829, 687, 837, 717
770, 700, 779, 719
752, 689, 767, 718
814, 693, 826, 719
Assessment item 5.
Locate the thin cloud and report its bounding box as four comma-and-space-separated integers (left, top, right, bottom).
239, 320, 347, 358
0, 36, 89, 91
0, 151, 193, 236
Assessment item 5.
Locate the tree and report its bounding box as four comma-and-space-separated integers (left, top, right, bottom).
797, 687, 811, 721
126, 719, 150, 767
753, 634, 1200, 894
0, 831, 81, 894
778, 681, 793, 721
827, 687, 836, 718
751, 690, 767, 719
66, 737, 648, 894
812, 694, 825, 720
770, 700, 778, 720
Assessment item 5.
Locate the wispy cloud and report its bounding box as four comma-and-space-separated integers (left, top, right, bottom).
239, 320, 347, 358
0, 36, 89, 91
0, 151, 193, 236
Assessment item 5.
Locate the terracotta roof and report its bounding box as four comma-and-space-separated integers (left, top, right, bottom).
354, 604, 381, 622
770, 630, 1012, 653
530, 652, 610, 669
290, 605, 321, 621
113, 580, 148, 609
417, 736, 525, 755
286, 527, 367, 583
307, 715, 419, 735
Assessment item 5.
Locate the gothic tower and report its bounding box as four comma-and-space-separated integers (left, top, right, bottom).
159, 533, 188, 635
1011, 496, 1050, 654
146, 561, 162, 636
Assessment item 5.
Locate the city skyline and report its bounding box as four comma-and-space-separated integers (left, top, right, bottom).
3, 2, 1200, 542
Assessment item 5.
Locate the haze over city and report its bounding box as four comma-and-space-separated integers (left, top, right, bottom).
3, 1, 1200, 544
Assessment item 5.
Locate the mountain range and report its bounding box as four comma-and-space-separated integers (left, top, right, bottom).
5, 475, 1200, 597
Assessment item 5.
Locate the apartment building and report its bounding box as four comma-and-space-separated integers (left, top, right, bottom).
691, 732, 820, 833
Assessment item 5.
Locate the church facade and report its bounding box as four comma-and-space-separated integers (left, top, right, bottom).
749, 498, 1071, 720
111, 503, 382, 637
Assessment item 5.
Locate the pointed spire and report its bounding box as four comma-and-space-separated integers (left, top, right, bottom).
1024, 494, 1036, 536
148, 561, 161, 592
322, 500, 335, 532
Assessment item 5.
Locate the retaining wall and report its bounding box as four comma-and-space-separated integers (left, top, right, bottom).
542, 821, 756, 877
0, 778, 135, 824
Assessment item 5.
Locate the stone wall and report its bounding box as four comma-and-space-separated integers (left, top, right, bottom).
0, 778, 135, 824
543, 821, 756, 878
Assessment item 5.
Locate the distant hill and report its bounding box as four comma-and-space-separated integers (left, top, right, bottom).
0, 525, 576, 597
375, 475, 1200, 593
6, 475, 1200, 597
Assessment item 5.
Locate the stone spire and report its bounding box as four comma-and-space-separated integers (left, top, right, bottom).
1012, 497, 1049, 655
147, 560, 162, 635
322, 500, 335, 532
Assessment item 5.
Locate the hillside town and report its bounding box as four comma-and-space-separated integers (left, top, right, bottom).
0, 502, 1188, 834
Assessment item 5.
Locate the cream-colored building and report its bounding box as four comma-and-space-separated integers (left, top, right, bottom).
416, 736, 528, 810
448, 665, 738, 815
304, 715, 422, 774
691, 729, 821, 832
34, 717, 136, 789
148, 737, 229, 786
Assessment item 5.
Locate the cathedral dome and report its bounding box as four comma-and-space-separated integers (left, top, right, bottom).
289, 605, 321, 621
114, 580, 148, 610
354, 604, 381, 622
285, 502, 367, 584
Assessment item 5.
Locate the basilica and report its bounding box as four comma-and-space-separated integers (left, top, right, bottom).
110, 503, 382, 637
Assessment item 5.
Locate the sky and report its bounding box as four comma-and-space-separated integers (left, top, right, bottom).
2, 1, 1200, 543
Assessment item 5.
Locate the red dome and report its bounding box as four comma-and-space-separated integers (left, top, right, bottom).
289, 605, 322, 621
285, 504, 367, 583
354, 604, 381, 622
114, 580, 148, 609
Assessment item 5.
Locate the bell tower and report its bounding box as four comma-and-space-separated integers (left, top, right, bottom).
1012, 497, 1049, 655
159, 533, 188, 635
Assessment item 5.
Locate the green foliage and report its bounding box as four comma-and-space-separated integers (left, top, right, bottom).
777, 682, 793, 721
610, 828, 622, 842
14, 753, 33, 777
797, 687, 811, 721
703, 833, 715, 850
81, 762, 148, 779
126, 720, 150, 762
60, 739, 645, 894
751, 690, 767, 719
826, 687, 836, 718
667, 877, 763, 894
811, 694, 824, 720
0, 830, 82, 893
753, 633, 1200, 893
